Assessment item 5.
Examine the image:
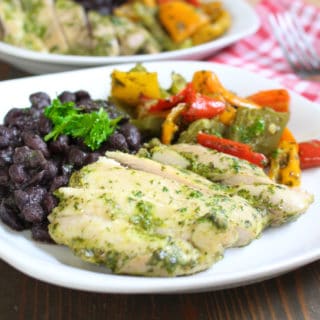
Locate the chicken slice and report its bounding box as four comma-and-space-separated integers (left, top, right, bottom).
106, 151, 216, 194
138, 142, 313, 226
49, 188, 208, 276
0, 0, 46, 51
54, 0, 91, 54
20, 0, 68, 52
112, 16, 155, 55
87, 12, 120, 56
230, 183, 314, 226
48, 157, 262, 276
106, 152, 267, 246
0, 0, 25, 44
169, 143, 273, 185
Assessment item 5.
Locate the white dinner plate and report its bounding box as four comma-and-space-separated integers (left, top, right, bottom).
0, 0, 259, 74
0, 61, 319, 294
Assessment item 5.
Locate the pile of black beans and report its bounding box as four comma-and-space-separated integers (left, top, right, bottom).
74, 0, 127, 15
0, 90, 141, 243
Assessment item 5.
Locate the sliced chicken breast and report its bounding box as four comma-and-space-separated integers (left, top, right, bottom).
54, 0, 91, 54
49, 157, 262, 276
20, 0, 68, 52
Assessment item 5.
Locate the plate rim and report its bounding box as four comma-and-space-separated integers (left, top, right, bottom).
0, 0, 260, 65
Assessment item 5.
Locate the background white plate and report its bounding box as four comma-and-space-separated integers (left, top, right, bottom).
0, 61, 319, 294
0, 0, 259, 74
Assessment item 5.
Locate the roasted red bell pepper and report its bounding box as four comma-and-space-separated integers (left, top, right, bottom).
298, 139, 320, 169
149, 86, 188, 112
181, 83, 226, 122
149, 83, 225, 121
197, 132, 268, 167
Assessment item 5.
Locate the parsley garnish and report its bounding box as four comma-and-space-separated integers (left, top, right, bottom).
44, 98, 121, 150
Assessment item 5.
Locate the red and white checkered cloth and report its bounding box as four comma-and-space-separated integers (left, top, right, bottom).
208, 0, 320, 103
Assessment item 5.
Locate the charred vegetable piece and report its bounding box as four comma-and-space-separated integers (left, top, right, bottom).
192, 9, 231, 45
111, 69, 161, 106
178, 118, 225, 144
180, 84, 226, 122
161, 104, 187, 144
149, 86, 187, 112
269, 128, 301, 187
168, 73, 187, 95
197, 132, 268, 167
247, 89, 290, 113
226, 107, 289, 156
158, 1, 209, 43
150, 83, 225, 121
299, 139, 320, 169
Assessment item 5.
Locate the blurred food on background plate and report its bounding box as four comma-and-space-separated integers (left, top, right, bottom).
0, 0, 231, 56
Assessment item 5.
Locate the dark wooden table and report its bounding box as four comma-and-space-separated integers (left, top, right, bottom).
1, 60, 320, 320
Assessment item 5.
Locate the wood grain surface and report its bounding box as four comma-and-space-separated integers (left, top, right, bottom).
1, 1, 320, 319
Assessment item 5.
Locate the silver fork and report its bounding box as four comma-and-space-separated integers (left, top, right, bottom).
269, 11, 320, 80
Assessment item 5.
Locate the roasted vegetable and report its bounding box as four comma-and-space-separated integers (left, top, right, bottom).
218, 104, 237, 126
247, 89, 290, 113
161, 103, 187, 144
268, 127, 301, 186
299, 140, 320, 169
192, 9, 231, 45
197, 132, 268, 167
158, 1, 209, 43
180, 84, 226, 122
111, 69, 161, 106
168, 72, 187, 95
226, 107, 289, 156
178, 118, 225, 143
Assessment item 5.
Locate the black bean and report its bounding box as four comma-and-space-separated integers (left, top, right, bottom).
31, 222, 54, 243
75, 90, 91, 102
22, 131, 50, 158
0, 125, 19, 148
8, 164, 28, 184
85, 152, 101, 165
38, 114, 52, 135
0, 168, 9, 186
103, 132, 129, 152
48, 135, 69, 154
27, 170, 46, 187
29, 92, 51, 109
5, 109, 36, 131
58, 91, 76, 103
0, 200, 25, 231
95, 99, 129, 121
25, 186, 47, 204
50, 175, 69, 192
14, 190, 30, 211
118, 122, 141, 151
4, 108, 26, 127
21, 203, 45, 223
42, 193, 58, 215
0, 147, 13, 167
76, 98, 95, 110
13, 146, 47, 168
61, 163, 73, 176
43, 161, 58, 180
67, 147, 88, 167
